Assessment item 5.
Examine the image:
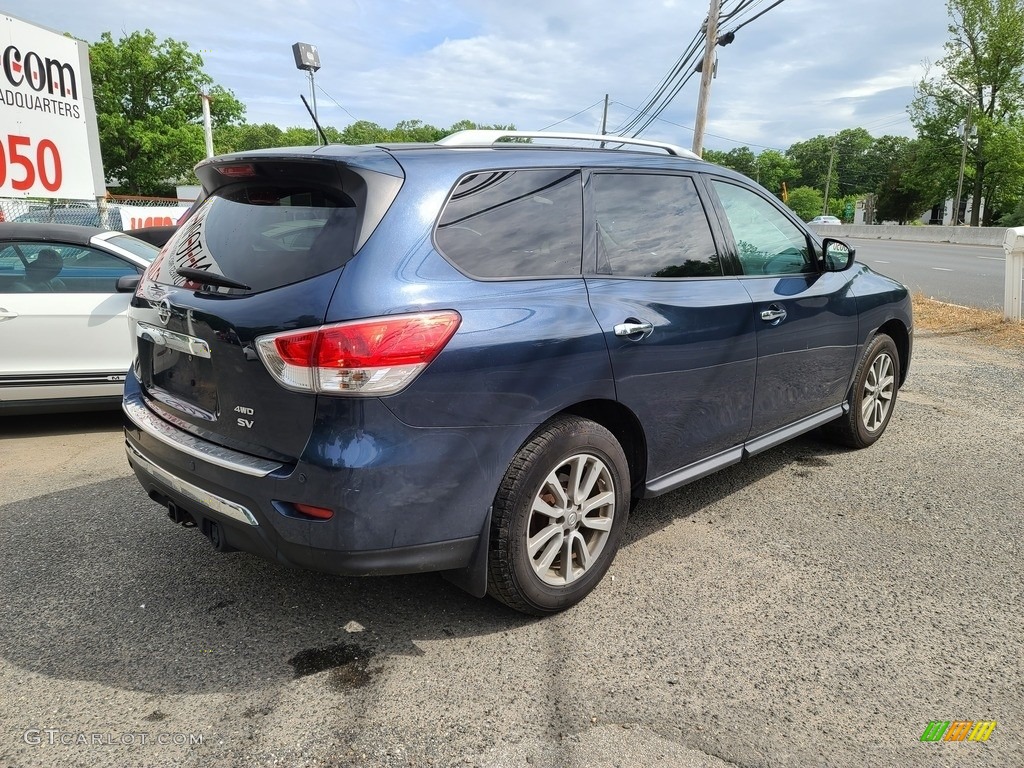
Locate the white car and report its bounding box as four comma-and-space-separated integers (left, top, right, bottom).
0, 223, 158, 413
808, 215, 842, 225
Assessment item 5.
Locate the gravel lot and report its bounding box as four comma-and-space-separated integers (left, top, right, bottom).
1, 329, 1021, 768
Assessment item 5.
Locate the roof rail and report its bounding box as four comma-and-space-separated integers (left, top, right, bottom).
436, 130, 700, 159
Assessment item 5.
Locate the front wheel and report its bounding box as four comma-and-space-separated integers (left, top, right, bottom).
487, 416, 630, 615
824, 333, 901, 449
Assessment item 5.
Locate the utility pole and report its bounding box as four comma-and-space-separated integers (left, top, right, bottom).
953, 106, 972, 225
822, 136, 837, 215
691, 0, 721, 157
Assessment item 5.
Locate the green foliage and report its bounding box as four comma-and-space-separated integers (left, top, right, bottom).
997, 198, 1024, 226
212, 119, 519, 155
755, 150, 800, 200
910, 0, 1024, 224
704, 147, 798, 199
868, 137, 937, 223
89, 30, 245, 194
786, 128, 875, 196
785, 186, 824, 221
827, 194, 860, 222
705, 146, 758, 178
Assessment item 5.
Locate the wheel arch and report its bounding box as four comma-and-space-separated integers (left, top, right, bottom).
876, 319, 911, 387
561, 399, 648, 500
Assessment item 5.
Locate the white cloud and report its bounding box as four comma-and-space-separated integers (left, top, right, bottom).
3, 0, 951, 148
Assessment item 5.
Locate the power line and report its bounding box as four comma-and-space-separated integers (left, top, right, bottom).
611, 102, 789, 151
720, 0, 762, 20
726, 0, 788, 33
315, 83, 360, 123
613, 30, 705, 136
618, 0, 791, 141
539, 99, 607, 130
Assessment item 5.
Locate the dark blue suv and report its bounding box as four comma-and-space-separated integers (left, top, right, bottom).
123, 130, 912, 615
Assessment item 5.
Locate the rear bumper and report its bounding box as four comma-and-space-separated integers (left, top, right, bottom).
126, 437, 478, 575
121, 377, 521, 584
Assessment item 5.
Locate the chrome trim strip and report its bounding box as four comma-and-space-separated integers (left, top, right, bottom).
0, 373, 126, 386
123, 397, 282, 477
136, 322, 211, 358
125, 441, 259, 526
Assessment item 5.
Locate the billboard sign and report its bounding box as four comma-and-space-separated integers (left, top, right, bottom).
0, 13, 105, 200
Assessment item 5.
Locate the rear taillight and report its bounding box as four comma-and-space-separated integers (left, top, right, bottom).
255, 311, 461, 396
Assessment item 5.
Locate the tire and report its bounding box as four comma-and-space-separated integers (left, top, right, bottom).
824, 333, 900, 449
487, 416, 630, 616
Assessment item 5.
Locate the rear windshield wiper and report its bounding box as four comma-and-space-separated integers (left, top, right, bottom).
176, 267, 251, 291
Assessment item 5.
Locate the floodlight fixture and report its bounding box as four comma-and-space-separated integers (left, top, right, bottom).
292, 42, 321, 72
292, 42, 322, 144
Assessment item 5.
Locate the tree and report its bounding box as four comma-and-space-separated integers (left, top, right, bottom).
703, 147, 797, 200
784, 186, 824, 221
89, 30, 245, 195
214, 123, 286, 154
704, 146, 758, 178
910, 0, 1024, 225
867, 136, 937, 223
753, 150, 800, 200
787, 128, 876, 201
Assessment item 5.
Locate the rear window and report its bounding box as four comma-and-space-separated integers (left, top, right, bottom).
103, 234, 159, 261
435, 169, 583, 278
157, 184, 359, 293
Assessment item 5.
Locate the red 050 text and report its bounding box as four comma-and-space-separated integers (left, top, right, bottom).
0, 134, 63, 192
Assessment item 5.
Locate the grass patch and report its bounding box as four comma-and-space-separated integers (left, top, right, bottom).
912, 293, 1024, 348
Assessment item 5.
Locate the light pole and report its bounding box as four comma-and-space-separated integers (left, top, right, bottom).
292, 42, 322, 144
953, 106, 973, 225
200, 92, 214, 158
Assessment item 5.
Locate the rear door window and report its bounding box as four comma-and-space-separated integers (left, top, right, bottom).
435, 169, 583, 278
158, 185, 359, 293
592, 172, 722, 278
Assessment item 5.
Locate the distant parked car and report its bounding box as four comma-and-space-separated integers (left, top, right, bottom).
808, 215, 842, 226
0, 223, 158, 414
14, 207, 124, 230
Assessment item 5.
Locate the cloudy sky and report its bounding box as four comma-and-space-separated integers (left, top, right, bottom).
5, 0, 952, 152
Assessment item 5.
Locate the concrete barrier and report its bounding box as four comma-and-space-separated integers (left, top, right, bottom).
808, 224, 1007, 247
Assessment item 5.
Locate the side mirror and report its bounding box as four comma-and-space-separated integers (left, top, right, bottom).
822, 238, 855, 272
116, 274, 141, 293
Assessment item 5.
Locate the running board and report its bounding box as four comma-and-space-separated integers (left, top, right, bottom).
643, 405, 845, 498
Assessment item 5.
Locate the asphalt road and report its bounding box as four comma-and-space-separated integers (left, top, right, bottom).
1, 330, 1022, 768
849, 238, 1009, 310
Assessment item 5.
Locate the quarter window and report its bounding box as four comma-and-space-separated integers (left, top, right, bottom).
592, 173, 721, 277
712, 181, 814, 276
436, 169, 583, 278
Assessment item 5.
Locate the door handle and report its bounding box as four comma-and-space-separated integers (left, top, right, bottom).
0, 307, 18, 322
760, 305, 787, 325
614, 320, 654, 338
